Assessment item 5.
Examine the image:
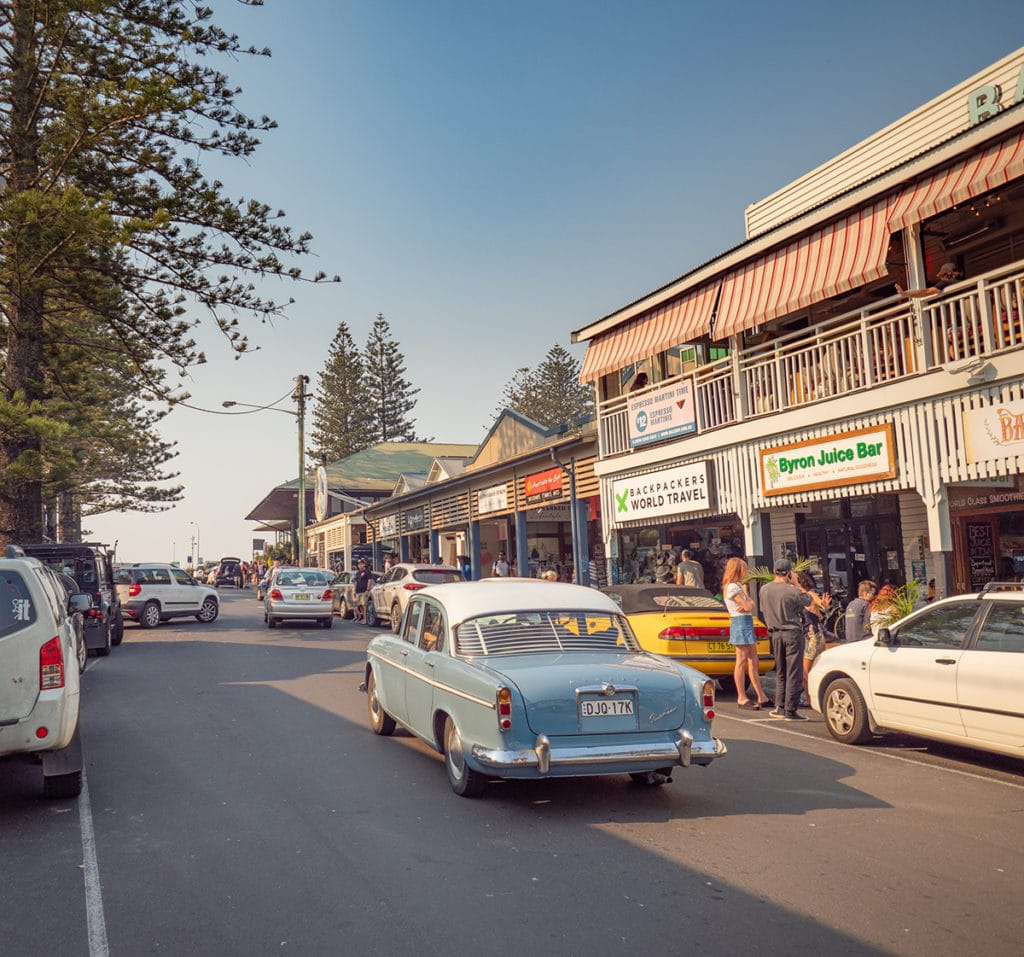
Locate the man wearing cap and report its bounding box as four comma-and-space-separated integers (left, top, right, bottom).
758, 559, 814, 720
353, 559, 373, 623
894, 262, 962, 299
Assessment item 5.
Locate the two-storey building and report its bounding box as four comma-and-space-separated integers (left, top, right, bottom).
574, 48, 1024, 599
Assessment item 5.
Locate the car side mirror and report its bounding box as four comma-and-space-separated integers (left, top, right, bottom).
69, 593, 92, 612
876, 627, 895, 646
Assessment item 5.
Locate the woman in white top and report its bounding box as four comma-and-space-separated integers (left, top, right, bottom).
721, 557, 770, 709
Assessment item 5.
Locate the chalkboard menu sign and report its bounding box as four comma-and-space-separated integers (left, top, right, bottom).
966, 521, 996, 590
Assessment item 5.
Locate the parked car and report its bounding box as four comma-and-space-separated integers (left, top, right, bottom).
362, 579, 726, 797
214, 557, 244, 588
263, 567, 334, 629
57, 572, 90, 675
367, 562, 463, 632
1, 546, 90, 797
114, 563, 219, 628
601, 584, 772, 688
809, 583, 1024, 758
18, 541, 123, 656
330, 568, 381, 619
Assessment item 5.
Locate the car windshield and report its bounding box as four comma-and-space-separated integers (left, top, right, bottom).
277, 571, 328, 587
412, 569, 462, 585
454, 610, 638, 657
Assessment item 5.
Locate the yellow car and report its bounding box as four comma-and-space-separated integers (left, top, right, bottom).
601, 584, 773, 687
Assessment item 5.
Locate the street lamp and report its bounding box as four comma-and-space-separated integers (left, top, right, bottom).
189, 521, 200, 567
223, 374, 310, 565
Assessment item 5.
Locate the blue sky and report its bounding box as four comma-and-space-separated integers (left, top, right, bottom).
88, 1, 1023, 563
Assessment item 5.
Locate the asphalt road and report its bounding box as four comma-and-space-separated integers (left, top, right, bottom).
2, 587, 1023, 956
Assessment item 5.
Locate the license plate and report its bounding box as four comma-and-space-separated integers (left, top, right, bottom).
293, 593, 310, 601
708, 641, 735, 653
579, 698, 634, 718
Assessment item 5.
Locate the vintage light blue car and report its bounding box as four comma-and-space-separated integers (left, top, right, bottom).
362, 579, 726, 797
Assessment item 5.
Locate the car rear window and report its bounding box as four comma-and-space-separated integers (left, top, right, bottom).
455, 610, 637, 657
278, 571, 329, 587
413, 570, 462, 585
604, 586, 726, 615
0, 570, 38, 638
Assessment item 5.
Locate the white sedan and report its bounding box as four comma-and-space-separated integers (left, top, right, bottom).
263, 567, 334, 629
809, 585, 1024, 759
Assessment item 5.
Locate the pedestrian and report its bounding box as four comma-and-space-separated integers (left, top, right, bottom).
540, 569, 558, 582
869, 584, 897, 638
796, 571, 831, 707
675, 549, 705, 588
383, 553, 395, 573
721, 557, 770, 710
353, 559, 372, 623
758, 559, 814, 720
458, 554, 472, 581
654, 552, 673, 583
491, 550, 510, 577
844, 579, 876, 641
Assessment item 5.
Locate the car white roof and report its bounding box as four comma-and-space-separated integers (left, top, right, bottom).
411, 579, 622, 622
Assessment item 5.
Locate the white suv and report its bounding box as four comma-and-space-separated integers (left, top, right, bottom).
1, 547, 88, 798
366, 563, 464, 632
115, 563, 220, 629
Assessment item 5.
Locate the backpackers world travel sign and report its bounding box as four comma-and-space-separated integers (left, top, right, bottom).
759, 423, 898, 497
611, 462, 711, 524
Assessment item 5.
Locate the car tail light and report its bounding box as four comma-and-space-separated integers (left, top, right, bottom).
321, 589, 333, 600
496, 686, 513, 731
754, 623, 769, 639
270, 589, 283, 601
659, 625, 730, 639
87, 591, 103, 618
701, 679, 715, 721
128, 584, 141, 597
403, 583, 426, 591
40, 636, 64, 690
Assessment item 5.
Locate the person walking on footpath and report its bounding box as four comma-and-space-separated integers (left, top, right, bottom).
796, 571, 831, 707
758, 558, 814, 720
676, 549, 705, 588
491, 550, 510, 577
721, 557, 770, 710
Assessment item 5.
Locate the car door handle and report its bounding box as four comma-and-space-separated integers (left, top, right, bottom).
401, 649, 408, 657
934, 658, 957, 665
427, 660, 435, 668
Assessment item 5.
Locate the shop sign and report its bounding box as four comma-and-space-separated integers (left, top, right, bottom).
627, 379, 696, 449
967, 62, 1024, 126
530, 503, 571, 521
963, 399, 1024, 464
379, 514, 398, 538
525, 466, 563, 501
477, 484, 508, 515
314, 466, 329, 522
611, 462, 711, 524
760, 424, 897, 497
405, 506, 426, 531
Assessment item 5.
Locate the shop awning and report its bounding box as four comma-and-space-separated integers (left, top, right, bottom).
713, 199, 892, 340
578, 283, 720, 382
887, 130, 1024, 232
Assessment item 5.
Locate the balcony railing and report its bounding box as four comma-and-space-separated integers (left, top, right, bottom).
597, 260, 1024, 458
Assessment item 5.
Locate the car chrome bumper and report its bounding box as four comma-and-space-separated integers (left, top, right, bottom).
470, 730, 727, 775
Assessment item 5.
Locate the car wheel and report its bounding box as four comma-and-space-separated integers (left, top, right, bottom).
823, 677, 873, 745
444, 716, 486, 797
139, 601, 161, 630
322, 616, 333, 629
268, 616, 278, 629
196, 597, 219, 623
339, 599, 352, 620
111, 611, 124, 645
76, 629, 88, 675
43, 769, 83, 799
390, 602, 402, 633
365, 599, 378, 628
367, 672, 396, 736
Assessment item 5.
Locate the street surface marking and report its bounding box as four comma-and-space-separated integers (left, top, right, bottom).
79, 769, 110, 956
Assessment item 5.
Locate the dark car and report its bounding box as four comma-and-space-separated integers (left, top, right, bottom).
214, 558, 244, 588
330, 569, 381, 619
18, 542, 123, 656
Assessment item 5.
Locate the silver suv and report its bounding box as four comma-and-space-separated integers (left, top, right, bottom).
114, 563, 220, 629
0, 547, 89, 798
366, 563, 463, 632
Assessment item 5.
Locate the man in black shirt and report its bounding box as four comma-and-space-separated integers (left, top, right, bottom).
353, 559, 373, 623
758, 559, 814, 720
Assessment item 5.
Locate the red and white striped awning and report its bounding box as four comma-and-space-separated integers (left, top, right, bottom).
887, 131, 1024, 232
712, 199, 892, 340
578, 283, 720, 382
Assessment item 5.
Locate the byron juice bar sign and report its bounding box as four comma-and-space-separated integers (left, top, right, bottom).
760, 424, 897, 497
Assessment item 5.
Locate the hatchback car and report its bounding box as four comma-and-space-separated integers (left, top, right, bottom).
264, 567, 334, 628
362, 579, 726, 797
601, 584, 772, 688
809, 583, 1024, 758
114, 563, 220, 628
1, 547, 89, 798
214, 557, 244, 588
366, 562, 463, 632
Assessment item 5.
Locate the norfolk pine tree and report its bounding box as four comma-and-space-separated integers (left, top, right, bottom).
362, 313, 420, 443
0, 1, 336, 545
493, 344, 594, 429
309, 321, 372, 464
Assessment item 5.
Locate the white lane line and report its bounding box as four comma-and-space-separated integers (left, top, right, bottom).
79, 768, 110, 956
717, 711, 1024, 790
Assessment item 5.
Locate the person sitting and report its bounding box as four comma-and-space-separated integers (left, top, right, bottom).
894, 262, 962, 299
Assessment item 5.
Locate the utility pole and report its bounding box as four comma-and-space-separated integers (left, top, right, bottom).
294, 374, 310, 566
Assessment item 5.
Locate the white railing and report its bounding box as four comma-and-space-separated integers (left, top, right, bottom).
596, 260, 1024, 458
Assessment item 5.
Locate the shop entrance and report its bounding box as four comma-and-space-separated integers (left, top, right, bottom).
797, 496, 904, 601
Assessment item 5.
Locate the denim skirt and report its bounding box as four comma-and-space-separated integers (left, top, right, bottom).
729, 614, 756, 646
